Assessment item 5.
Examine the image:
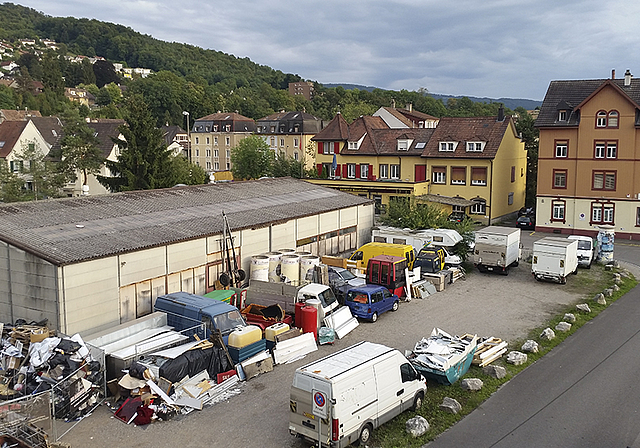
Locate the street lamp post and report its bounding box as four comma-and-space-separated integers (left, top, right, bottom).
182, 111, 191, 163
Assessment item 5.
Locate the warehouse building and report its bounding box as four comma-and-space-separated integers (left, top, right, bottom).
0, 177, 373, 335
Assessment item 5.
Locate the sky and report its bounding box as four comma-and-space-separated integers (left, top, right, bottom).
13, 0, 640, 101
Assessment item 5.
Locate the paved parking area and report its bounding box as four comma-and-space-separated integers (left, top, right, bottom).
64, 258, 592, 448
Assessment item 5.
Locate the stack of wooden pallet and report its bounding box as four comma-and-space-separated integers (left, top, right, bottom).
472, 337, 508, 367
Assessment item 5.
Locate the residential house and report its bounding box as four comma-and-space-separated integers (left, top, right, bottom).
418, 112, 527, 223
308, 109, 526, 221
535, 69, 640, 239
289, 81, 315, 100
0, 119, 52, 190
30, 116, 63, 150
65, 87, 94, 107
191, 112, 256, 179
373, 104, 439, 129
60, 119, 125, 196
256, 111, 323, 170
0, 109, 41, 123
162, 124, 189, 157
0, 61, 18, 74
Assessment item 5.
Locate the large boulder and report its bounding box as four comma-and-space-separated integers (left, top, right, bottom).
576, 303, 591, 313
461, 378, 483, 391
540, 328, 555, 341
521, 340, 539, 353
483, 365, 507, 379
555, 321, 572, 332
439, 397, 462, 414
594, 294, 607, 305
603, 288, 613, 297
506, 351, 527, 365
406, 415, 429, 437
564, 313, 576, 323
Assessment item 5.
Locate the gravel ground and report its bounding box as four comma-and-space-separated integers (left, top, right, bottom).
62, 260, 595, 448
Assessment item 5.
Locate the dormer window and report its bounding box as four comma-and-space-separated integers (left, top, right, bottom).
348, 141, 358, 150
558, 110, 567, 121
466, 142, 484, 152
213, 125, 218, 132
397, 139, 409, 151
439, 142, 456, 152
225, 125, 231, 132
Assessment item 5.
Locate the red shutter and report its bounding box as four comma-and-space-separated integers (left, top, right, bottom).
356, 164, 361, 178
368, 164, 373, 180
335, 164, 341, 177
334, 142, 340, 154
342, 165, 348, 178
318, 142, 323, 154
317, 164, 323, 177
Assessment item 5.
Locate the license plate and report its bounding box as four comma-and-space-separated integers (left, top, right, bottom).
303, 412, 315, 420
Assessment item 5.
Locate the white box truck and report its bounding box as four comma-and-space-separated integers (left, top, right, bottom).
532, 237, 579, 284
567, 235, 595, 268
289, 341, 427, 447
371, 226, 462, 266
472, 226, 521, 275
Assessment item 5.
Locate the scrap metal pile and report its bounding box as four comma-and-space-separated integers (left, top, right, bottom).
0, 321, 103, 422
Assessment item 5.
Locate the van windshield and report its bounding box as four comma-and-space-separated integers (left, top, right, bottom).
577, 241, 592, 250
340, 270, 357, 281
213, 310, 246, 334
318, 288, 337, 308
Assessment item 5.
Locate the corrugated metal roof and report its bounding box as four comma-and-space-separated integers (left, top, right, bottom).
0, 177, 371, 265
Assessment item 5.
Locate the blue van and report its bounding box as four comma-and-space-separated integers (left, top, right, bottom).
344, 285, 399, 322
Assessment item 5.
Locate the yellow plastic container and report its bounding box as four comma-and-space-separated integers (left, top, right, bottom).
265, 322, 291, 342
228, 325, 262, 348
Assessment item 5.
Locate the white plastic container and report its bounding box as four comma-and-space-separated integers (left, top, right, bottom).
250, 255, 270, 282
281, 254, 301, 285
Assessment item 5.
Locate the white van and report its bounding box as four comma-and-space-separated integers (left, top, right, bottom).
289, 341, 427, 447
567, 235, 595, 268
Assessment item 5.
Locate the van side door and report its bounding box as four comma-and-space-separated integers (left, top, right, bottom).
373, 360, 404, 426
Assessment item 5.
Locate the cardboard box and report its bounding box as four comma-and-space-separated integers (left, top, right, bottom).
30, 328, 49, 343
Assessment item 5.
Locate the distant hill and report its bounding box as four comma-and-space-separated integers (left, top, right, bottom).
324, 83, 542, 111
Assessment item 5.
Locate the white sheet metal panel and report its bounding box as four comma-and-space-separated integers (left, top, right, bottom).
167, 239, 207, 274
0, 243, 58, 328
151, 277, 166, 309
62, 257, 120, 335
136, 280, 152, 317
119, 284, 136, 323
167, 272, 181, 293
319, 210, 339, 233
119, 247, 166, 286
181, 269, 194, 293
340, 207, 358, 227
296, 215, 318, 239
239, 227, 270, 275
271, 221, 296, 251
194, 265, 206, 294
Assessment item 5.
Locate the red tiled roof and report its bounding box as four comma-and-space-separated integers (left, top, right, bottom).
0, 120, 28, 158
312, 113, 350, 141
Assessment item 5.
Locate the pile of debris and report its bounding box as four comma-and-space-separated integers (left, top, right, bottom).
108, 336, 242, 425
0, 320, 103, 421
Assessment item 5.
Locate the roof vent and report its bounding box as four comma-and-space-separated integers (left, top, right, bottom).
625, 69, 632, 87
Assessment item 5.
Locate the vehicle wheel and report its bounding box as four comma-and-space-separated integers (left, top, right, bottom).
512, 261, 519, 267
535, 275, 542, 282
412, 392, 424, 411
392, 301, 399, 312
503, 267, 509, 276
370, 312, 378, 323
586, 262, 592, 270
573, 268, 578, 275
560, 276, 567, 285
357, 423, 373, 446
477, 265, 485, 273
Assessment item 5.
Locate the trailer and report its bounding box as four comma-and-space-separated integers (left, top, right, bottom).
532, 237, 579, 284
371, 226, 462, 266
472, 226, 521, 275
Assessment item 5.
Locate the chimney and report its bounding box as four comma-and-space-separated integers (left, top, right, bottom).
612, 69, 616, 79
391, 98, 396, 109
625, 69, 632, 87
406, 103, 413, 112
497, 105, 505, 122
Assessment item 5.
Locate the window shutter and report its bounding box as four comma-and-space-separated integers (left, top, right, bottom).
317, 164, 323, 177
368, 164, 373, 180
335, 164, 341, 177
334, 142, 340, 154
356, 164, 361, 178
342, 165, 348, 178
317, 142, 323, 154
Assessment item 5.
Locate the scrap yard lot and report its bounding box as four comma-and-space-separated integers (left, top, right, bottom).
64, 260, 596, 448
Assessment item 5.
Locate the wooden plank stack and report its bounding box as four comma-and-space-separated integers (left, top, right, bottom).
472, 337, 508, 367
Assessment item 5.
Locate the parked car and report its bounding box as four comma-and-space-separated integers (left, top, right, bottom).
516, 215, 535, 230
328, 266, 366, 304
448, 211, 470, 223
344, 284, 399, 322
518, 206, 536, 217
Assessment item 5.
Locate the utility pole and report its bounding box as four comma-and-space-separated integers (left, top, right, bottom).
183, 111, 191, 163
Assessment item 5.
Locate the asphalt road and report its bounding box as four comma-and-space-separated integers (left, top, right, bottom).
427, 282, 640, 448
